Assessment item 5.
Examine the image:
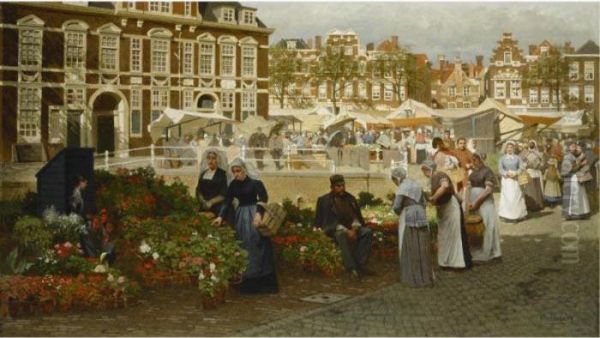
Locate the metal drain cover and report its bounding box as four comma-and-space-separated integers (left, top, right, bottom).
300, 293, 351, 304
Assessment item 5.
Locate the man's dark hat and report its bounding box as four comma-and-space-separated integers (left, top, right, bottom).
330, 174, 345, 185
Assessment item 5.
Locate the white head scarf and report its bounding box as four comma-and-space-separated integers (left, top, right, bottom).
199, 148, 232, 182
229, 157, 260, 180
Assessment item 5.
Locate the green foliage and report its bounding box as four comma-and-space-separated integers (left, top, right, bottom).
1, 248, 33, 275
0, 200, 24, 233
13, 216, 52, 257
269, 46, 298, 109
43, 206, 86, 243
281, 198, 315, 226
357, 191, 384, 208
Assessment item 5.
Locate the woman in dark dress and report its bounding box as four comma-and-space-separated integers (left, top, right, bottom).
212, 158, 279, 294
195, 149, 229, 216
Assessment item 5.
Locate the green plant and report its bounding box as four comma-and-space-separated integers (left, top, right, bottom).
2, 248, 33, 275
43, 206, 86, 243
13, 216, 52, 257
357, 191, 384, 208
281, 198, 315, 226
0, 200, 25, 233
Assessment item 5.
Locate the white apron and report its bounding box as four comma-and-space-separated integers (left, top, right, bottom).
498, 177, 528, 220
567, 175, 590, 216
436, 196, 466, 268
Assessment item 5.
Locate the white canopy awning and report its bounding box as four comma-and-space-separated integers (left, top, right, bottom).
323, 112, 356, 131
147, 108, 237, 143
235, 115, 278, 137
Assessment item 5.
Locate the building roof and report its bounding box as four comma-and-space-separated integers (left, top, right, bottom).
198, 2, 268, 28
413, 54, 429, 68
88, 2, 115, 10
273, 38, 310, 49
575, 40, 600, 55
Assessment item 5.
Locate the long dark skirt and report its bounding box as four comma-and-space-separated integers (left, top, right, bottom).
416, 149, 427, 164
235, 205, 279, 294
523, 176, 545, 212
400, 226, 434, 287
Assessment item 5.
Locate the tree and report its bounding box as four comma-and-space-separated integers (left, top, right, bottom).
375, 45, 428, 105
311, 46, 359, 115
522, 46, 569, 112
269, 46, 297, 109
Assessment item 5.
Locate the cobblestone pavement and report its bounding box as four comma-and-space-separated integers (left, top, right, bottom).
239, 205, 599, 337
1, 199, 598, 337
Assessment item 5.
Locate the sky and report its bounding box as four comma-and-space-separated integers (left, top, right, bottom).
248, 1, 600, 66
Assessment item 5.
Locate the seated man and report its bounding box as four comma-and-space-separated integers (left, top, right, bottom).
314, 174, 375, 278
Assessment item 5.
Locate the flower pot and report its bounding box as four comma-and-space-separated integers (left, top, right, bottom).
201, 296, 218, 310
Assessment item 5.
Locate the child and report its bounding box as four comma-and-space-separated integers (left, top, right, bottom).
543, 157, 562, 206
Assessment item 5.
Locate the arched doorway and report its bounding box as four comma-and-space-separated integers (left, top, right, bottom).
89, 90, 128, 155
197, 93, 216, 110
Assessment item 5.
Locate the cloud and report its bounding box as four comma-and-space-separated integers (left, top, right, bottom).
249, 2, 600, 65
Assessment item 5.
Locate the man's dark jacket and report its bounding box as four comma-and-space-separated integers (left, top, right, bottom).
314, 191, 366, 238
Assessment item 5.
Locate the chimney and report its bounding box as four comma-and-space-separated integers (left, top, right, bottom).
438, 54, 446, 70
366, 42, 374, 52
306, 38, 313, 49
315, 35, 322, 50
529, 44, 536, 55
454, 56, 461, 64
391, 35, 399, 48
502, 32, 512, 40
476, 55, 483, 67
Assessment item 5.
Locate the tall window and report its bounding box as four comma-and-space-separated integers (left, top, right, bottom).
584, 85, 594, 103
18, 87, 41, 142
529, 88, 538, 104
183, 89, 193, 109
372, 83, 381, 100
152, 39, 169, 73
448, 86, 456, 97
510, 80, 521, 98
318, 83, 327, 99
463, 86, 470, 97
149, 1, 170, 13
584, 61, 594, 80
199, 43, 214, 75
19, 29, 42, 67
569, 62, 579, 80
503, 51, 512, 64
48, 109, 62, 144
569, 85, 579, 102
345, 46, 353, 56
241, 91, 256, 121
242, 46, 256, 77
287, 83, 296, 96
540, 88, 549, 103
242, 10, 255, 24
184, 2, 192, 16
220, 44, 235, 77
100, 35, 119, 71
384, 83, 393, 101
65, 31, 85, 68
66, 87, 85, 105
222, 8, 235, 23
494, 81, 505, 99
302, 82, 311, 96
344, 83, 353, 97
463, 102, 471, 108
151, 88, 168, 121
358, 81, 366, 98
183, 42, 194, 75
130, 38, 142, 73
221, 90, 234, 111
130, 88, 142, 136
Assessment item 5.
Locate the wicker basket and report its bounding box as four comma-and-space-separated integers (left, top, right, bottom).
518, 172, 530, 186
465, 213, 484, 248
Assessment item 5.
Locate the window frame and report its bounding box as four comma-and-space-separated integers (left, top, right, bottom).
584, 85, 594, 103
529, 88, 538, 104
220, 43, 236, 77
221, 90, 235, 111
199, 42, 215, 76
99, 34, 120, 72
494, 81, 505, 99
130, 87, 143, 137
584, 61, 594, 80
130, 37, 143, 73
182, 41, 194, 76
241, 90, 257, 121
18, 86, 42, 143
64, 30, 86, 69
241, 45, 257, 78
510, 79, 521, 99
151, 87, 169, 122
18, 28, 43, 69
151, 38, 170, 74
372, 83, 381, 100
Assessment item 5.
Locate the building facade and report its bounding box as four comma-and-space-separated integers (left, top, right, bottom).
564, 40, 599, 126
270, 31, 431, 112
0, 2, 273, 163
431, 56, 484, 109
485, 32, 528, 111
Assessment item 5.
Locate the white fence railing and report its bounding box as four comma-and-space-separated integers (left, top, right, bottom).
93, 144, 409, 175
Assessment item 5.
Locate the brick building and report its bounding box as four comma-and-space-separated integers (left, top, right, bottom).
0, 1, 273, 163
431, 55, 484, 109
485, 32, 528, 111
564, 40, 599, 126
270, 31, 431, 112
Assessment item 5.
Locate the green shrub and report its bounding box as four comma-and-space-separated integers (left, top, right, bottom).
281, 198, 315, 225
0, 200, 24, 233
357, 191, 384, 208
13, 216, 52, 257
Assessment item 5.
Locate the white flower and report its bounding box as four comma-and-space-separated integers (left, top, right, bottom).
139, 241, 151, 254
44, 258, 50, 263
64, 242, 72, 248
234, 251, 240, 257
378, 238, 383, 242
94, 264, 107, 273
211, 275, 219, 282
312, 227, 318, 232
152, 252, 160, 260
296, 223, 303, 228
207, 234, 213, 239
192, 231, 198, 236
209, 262, 216, 271
117, 276, 126, 284
300, 246, 307, 253
199, 272, 205, 280
107, 274, 115, 282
